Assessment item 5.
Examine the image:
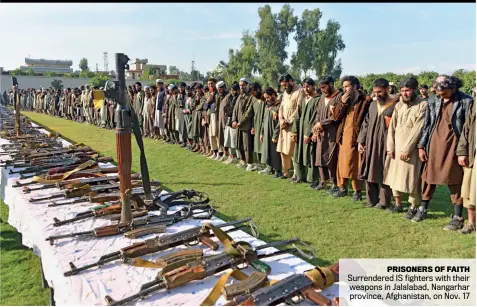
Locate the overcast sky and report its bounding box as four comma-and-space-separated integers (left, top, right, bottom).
0, 3, 475, 76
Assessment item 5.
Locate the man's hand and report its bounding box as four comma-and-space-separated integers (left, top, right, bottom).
358, 143, 365, 153
251, 127, 255, 135
330, 105, 336, 114
400, 152, 410, 161
312, 122, 323, 135
341, 92, 350, 103
291, 134, 297, 142
458, 156, 469, 167
260, 135, 263, 143
311, 135, 318, 142
236, 123, 241, 128
272, 138, 278, 144
387, 151, 395, 159
232, 122, 237, 128
418, 148, 428, 162
304, 136, 311, 144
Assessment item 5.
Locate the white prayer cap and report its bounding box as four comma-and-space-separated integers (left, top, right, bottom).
144, 86, 150, 90
239, 77, 249, 84
216, 81, 225, 88
156, 79, 163, 83
389, 82, 394, 86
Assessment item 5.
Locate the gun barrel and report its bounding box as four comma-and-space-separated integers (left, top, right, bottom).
53, 211, 94, 227
46, 230, 93, 245
64, 251, 122, 276
106, 281, 166, 306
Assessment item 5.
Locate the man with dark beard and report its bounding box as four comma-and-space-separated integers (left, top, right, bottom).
312, 76, 341, 192
205, 78, 220, 158
291, 78, 320, 185
332, 76, 371, 201
177, 82, 188, 146
251, 83, 266, 171
261, 87, 283, 177
184, 84, 195, 149
167, 84, 180, 144
134, 82, 145, 134
154, 79, 166, 140
215, 81, 229, 160
417, 75, 473, 229
358, 78, 398, 209
224, 83, 240, 164
419, 84, 429, 99
232, 78, 255, 171
384, 78, 427, 216
192, 83, 207, 153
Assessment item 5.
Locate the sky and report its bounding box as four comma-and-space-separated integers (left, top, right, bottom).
0, 3, 475, 77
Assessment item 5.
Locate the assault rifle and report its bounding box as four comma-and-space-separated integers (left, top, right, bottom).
48, 187, 156, 207
104, 238, 315, 306
29, 180, 161, 203
225, 264, 339, 306
52, 189, 210, 227
5, 145, 93, 159
22, 173, 141, 194
12, 166, 119, 186
8, 156, 112, 175
2, 152, 104, 168
46, 204, 216, 245
63, 217, 259, 276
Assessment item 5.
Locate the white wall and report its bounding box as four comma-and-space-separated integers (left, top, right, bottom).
0, 72, 200, 92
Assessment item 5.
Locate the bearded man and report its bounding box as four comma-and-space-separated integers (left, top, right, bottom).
419, 84, 429, 99
223, 83, 240, 164
417, 75, 473, 229
384, 78, 427, 216
261, 87, 283, 178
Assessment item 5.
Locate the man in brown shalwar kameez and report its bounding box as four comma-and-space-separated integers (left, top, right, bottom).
456, 99, 476, 234
417, 75, 474, 229
384, 78, 427, 216
312, 76, 341, 192
358, 78, 398, 209
331, 76, 371, 201
419, 84, 429, 99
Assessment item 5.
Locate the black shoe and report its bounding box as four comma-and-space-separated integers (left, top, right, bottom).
352, 191, 362, 202
375, 203, 387, 210
411, 206, 428, 222
443, 215, 465, 231
291, 179, 307, 184
328, 184, 338, 194
333, 188, 348, 197
313, 182, 326, 190
273, 171, 283, 178
289, 177, 297, 183
365, 203, 376, 208
309, 182, 318, 189
389, 205, 404, 213
404, 207, 417, 219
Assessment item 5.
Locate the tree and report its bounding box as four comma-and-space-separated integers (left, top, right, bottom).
255, 4, 297, 87
79, 58, 89, 72
179, 70, 192, 80
191, 70, 200, 81
140, 67, 155, 81
90, 73, 111, 88
45, 71, 58, 77
11, 68, 26, 76
24, 68, 35, 76
80, 70, 95, 78
169, 65, 180, 75
51, 79, 63, 91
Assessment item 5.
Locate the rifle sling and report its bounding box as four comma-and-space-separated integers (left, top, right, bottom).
304, 266, 335, 289
204, 222, 235, 248
32, 160, 97, 184
200, 270, 277, 306
123, 249, 203, 269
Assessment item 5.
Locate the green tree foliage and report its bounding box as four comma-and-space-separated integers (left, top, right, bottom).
11, 68, 26, 76
89, 73, 111, 88
50, 79, 63, 91
256, 4, 297, 87
168, 65, 180, 75
140, 67, 154, 81
80, 70, 95, 78
24, 68, 35, 76
45, 72, 58, 77
79, 58, 89, 72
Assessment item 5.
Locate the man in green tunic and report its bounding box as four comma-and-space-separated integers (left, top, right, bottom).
134, 82, 145, 134
251, 83, 266, 171
260, 87, 283, 178
291, 78, 320, 185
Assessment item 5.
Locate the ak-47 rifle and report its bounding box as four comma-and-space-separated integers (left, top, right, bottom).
28, 180, 161, 203
9, 156, 113, 175
46, 204, 216, 245
103, 238, 315, 306
12, 166, 119, 187
5, 145, 93, 159
107, 52, 153, 225
22, 173, 141, 194
52, 189, 210, 227
2, 152, 104, 168
63, 217, 259, 276
48, 187, 155, 207
224, 264, 339, 306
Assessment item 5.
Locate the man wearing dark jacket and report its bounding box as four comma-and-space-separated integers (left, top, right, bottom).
417, 75, 474, 229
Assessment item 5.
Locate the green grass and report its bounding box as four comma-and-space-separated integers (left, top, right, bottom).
2, 111, 475, 304
0, 200, 49, 305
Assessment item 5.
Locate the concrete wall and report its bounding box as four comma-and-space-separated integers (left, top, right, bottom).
0, 68, 200, 92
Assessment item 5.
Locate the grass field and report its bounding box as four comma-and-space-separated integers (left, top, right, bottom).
1, 111, 475, 305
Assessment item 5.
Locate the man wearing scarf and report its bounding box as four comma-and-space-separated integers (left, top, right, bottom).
277, 73, 304, 179
358, 78, 398, 209
154, 79, 166, 140
223, 83, 240, 164
457, 94, 476, 234
166, 84, 179, 144
134, 82, 145, 134
232, 77, 255, 171
261, 87, 283, 178
251, 83, 266, 171
205, 78, 219, 158
184, 84, 195, 150
332, 76, 371, 201
291, 77, 320, 185
177, 82, 188, 146
417, 75, 473, 228
384, 78, 427, 216
191, 83, 207, 153
215, 81, 229, 161
312, 76, 341, 192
